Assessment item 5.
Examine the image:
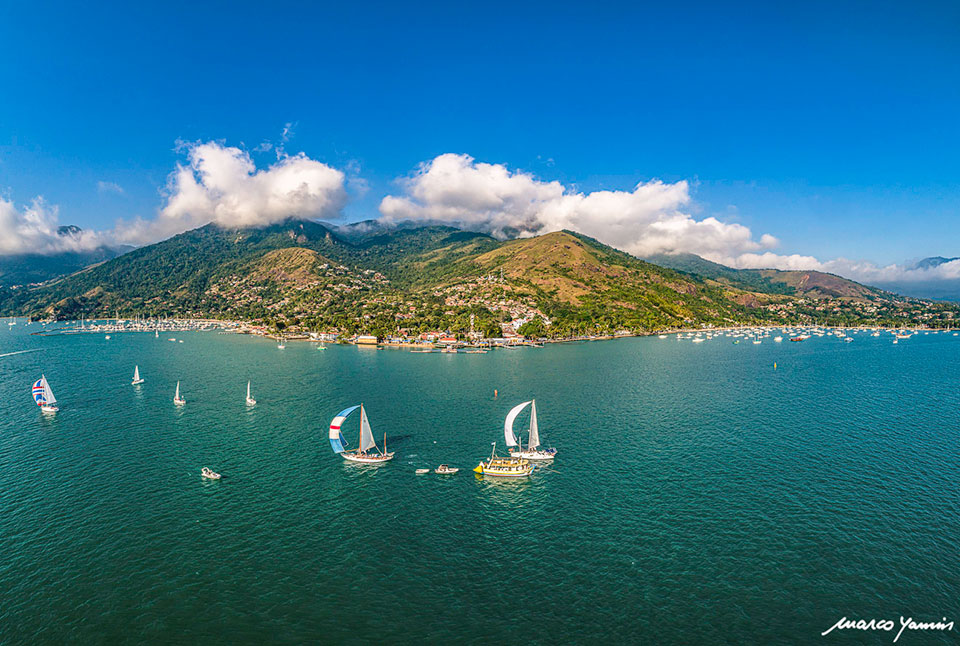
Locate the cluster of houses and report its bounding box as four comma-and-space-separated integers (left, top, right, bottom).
236, 324, 534, 348
338, 330, 530, 348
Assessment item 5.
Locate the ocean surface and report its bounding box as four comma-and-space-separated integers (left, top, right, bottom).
1, 323, 958, 644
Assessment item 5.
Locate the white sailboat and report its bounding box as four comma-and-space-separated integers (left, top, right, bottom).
32, 375, 59, 413
131, 365, 144, 385
245, 381, 256, 406
505, 399, 557, 460
328, 404, 395, 463
173, 381, 186, 406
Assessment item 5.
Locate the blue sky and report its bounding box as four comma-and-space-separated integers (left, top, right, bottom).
1, 0, 959, 271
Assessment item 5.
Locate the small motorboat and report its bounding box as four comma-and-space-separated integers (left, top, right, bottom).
435, 464, 459, 475
415, 468, 430, 474
201, 467, 221, 480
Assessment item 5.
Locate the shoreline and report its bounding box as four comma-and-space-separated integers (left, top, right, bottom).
16, 317, 959, 348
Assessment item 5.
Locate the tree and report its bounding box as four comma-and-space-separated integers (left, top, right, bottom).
518, 316, 547, 338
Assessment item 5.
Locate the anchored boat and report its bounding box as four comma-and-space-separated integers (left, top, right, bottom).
329, 404, 395, 463
474, 442, 533, 477
504, 400, 557, 460
32, 375, 59, 413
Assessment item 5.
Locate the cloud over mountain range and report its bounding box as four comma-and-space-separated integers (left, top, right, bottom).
1, 141, 956, 292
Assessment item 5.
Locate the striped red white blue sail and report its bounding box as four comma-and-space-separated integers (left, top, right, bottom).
32, 378, 47, 406
329, 405, 360, 453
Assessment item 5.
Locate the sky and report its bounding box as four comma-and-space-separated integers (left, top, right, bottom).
1, 1, 959, 284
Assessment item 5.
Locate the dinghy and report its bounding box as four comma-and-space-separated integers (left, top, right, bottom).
329, 404, 395, 463
32, 375, 59, 413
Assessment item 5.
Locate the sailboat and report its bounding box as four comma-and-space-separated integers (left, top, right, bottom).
328, 404, 394, 463
245, 381, 256, 406
32, 375, 59, 413
277, 334, 285, 349
173, 381, 186, 405
131, 365, 144, 385
504, 399, 557, 460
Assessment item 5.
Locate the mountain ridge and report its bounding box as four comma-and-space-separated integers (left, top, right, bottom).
0, 225, 129, 287
1, 219, 956, 335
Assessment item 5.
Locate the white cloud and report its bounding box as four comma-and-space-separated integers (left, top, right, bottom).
725, 252, 960, 285
97, 181, 124, 195
378, 153, 960, 287
0, 196, 103, 255
114, 141, 347, 245
379, 153, 779, 259
344, 159, 370, 197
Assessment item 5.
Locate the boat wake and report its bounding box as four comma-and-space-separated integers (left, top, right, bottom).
0, 349, 42, 359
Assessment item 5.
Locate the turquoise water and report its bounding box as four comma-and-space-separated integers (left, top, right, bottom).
1, 324, 959, 644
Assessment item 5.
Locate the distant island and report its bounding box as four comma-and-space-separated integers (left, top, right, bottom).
1, 219, 957, 339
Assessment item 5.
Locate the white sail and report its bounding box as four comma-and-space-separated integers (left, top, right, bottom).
247, 381, 251, 399
175, 381, 180, 400
43, 376, 57, 405
528, 399, 540, 449
133, 366, 140, 381
504, 400, 532, 447
359, 405, 377, 452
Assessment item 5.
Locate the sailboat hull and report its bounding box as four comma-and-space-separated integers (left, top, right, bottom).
132, 379, 144, 385
508, 448, 556, 460
342, 451, 395, 463
41, 405, 59, 414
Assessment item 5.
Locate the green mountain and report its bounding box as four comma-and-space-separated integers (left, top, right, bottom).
642, 252, 887, 299
0, 226, 128, 287
1, 220, 955, 336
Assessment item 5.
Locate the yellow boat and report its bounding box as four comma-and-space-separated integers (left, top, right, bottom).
474, 443, 533, 478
